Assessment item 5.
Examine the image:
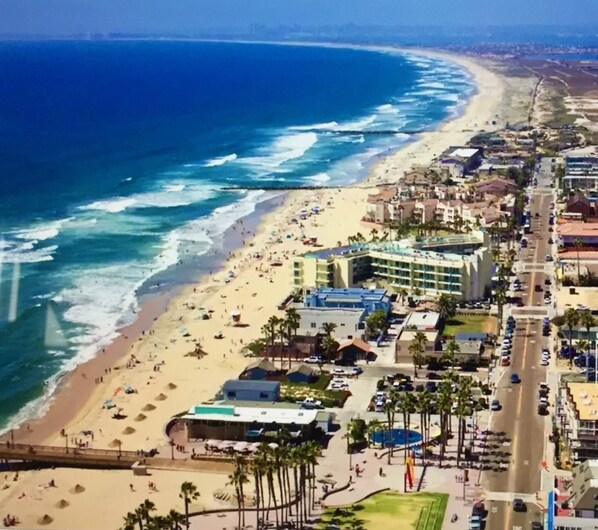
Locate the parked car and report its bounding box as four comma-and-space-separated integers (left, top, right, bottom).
350, 366, 363, 376
513, 498, 526, 512
331, 368, 346, 376
305, 356, 322, 364
427, 372, 441, 380
510, 373, 521, 384
545, 254, 553, 262
490, 399, 501, 411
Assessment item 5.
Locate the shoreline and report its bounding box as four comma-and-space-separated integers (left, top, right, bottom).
3, 45, 512, 451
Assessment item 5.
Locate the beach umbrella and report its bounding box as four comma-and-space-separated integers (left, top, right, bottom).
69, 484, 85, 494
108, 439, 122, 449
142, 403, 156, 412
134, 414, 147, 422
122, 426, 136, 435
205, 440, 219, 448
55, 499, 70, 509
38, 514, 54, 525
268, 442, 279, 449
165, 382, 177, 390
155, 393, 168, 401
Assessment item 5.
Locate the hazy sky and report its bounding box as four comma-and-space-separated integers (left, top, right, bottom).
1, 0, 596, 35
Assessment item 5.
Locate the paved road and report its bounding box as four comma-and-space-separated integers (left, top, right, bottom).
484, 159, 555, 530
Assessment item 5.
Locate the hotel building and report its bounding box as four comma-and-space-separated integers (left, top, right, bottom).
292, 231, 492, 301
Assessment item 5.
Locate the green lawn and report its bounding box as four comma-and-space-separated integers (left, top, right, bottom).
443, 314, 496, 336
317, 492, 448, 530
280, 375, 347, 407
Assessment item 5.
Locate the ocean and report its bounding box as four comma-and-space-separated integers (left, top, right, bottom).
0, 40, 474, 430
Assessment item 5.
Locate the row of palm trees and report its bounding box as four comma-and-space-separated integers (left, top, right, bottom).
261, 308, 340, 366
260, 307, 300, 369
227, 440, 320, 530
365, 370, 483, 470
121, 481, 199, 530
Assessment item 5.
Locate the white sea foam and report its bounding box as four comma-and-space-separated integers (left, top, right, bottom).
418, 81, 447, 90
288, 121, 339, 131
13, 218, 71, 243
78, 183, 216, 214
0, 241, 58, 264
204, 153, 238, 167
241, 132, 318, 171
307, 172, 331, 184
164, 184, 186, 193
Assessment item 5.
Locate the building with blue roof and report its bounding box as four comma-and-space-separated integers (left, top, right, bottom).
304, 287, 391, 315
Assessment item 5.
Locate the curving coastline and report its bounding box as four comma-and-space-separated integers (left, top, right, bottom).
0, 43, 528, 530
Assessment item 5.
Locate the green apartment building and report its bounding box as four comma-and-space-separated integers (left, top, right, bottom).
293, 231, 492, 301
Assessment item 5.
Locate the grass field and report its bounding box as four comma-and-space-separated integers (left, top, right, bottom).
443, 314, 496, 336
317, 492, 448, 530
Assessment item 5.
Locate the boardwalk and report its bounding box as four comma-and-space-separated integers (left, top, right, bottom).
0, 443, 233, 473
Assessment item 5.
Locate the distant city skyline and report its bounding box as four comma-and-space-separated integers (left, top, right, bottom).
1, 0, 597, 36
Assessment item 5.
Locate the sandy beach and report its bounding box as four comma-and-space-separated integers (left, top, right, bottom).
0, 47, 534, 529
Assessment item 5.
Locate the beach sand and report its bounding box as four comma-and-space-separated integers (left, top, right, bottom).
0, 49, 535, 529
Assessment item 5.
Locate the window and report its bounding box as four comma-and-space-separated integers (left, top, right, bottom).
310, 323, 316, 328
259, 392, 269, 399
227, 391, 236, 398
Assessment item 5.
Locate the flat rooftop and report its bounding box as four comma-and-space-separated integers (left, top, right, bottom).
304, 234, 485, 261
183, 402, 328, 425
567, 382, 598, 421
309, 287, 389, 301
558, 222, 598, 237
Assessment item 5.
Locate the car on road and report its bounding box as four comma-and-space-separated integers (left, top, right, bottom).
469, 519, 481, 530
535, 284, 543, 292
331, 368, 346, 376
490, 399, 501, 411
426, 372, 441, 380
501, 356, 510, 366
510, 373, 521, 384
513, 498, 526, 512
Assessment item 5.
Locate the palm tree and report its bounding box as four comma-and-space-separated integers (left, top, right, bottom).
370, 228, 380, 242
495, 286, 507, 330
122, 512, 140, 530
436, 379, 453, 468
228, 455, 250, 530
442, 338, 460, 371
395, 286, 409, 305
580, 309, 596, 355
574, 237, 584, 285
416, 390, 433, 465
139, 500, 156, 529
435, 293, 457, 323
262, 315, 280, 361
383, 389, 398, 464
409, 331, 427, 378
366, 419, 384, 447
397, 392, 416, 459
179, 481, 199, 529
277, 318, 287, 369
284, 307, 300, 367
166, 510, 185, 530
564, 307, 580, 366
321, 322, 338, 362
251, 452, 267, 529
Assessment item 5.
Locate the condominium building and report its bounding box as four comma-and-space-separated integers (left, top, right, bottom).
564, 148, 598, 191
559, 382, 598, 463
292, 231, 492, 301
